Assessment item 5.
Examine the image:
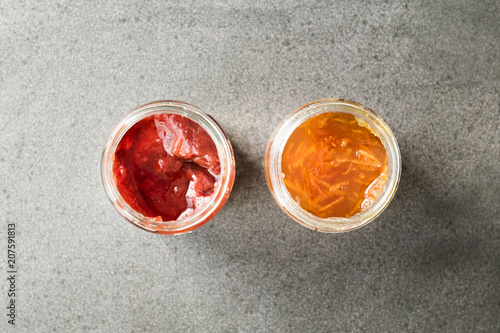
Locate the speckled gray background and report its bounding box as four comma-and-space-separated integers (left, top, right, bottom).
1, 0, 499, 332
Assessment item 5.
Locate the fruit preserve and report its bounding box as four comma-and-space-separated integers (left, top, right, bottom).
281, 112, 388, 218
102, 101, 235, 235
113, 114, 220, 222
265, 99, 401, 233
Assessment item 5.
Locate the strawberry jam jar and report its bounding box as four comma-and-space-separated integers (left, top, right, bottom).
102, 101, 235, 234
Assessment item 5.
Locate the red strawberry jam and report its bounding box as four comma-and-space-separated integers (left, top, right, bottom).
113, 114, 220, 221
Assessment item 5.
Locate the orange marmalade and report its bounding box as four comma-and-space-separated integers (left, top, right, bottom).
281, 112, 388, 218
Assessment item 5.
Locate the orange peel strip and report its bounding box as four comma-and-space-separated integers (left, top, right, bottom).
283, 142, 295, 158
346, 203, 361, 217
341, 163, 353, 175
357, 149, 382, 164
317, 196, 345, 213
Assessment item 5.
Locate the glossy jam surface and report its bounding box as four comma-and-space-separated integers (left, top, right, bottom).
113, 114, 220, 221
281, 112, 388, 218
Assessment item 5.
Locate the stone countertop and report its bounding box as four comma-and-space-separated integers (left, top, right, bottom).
1, 1, 499, 332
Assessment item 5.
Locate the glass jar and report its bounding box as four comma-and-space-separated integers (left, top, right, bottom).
264, 99, 401, 233
101, 100, 235, 235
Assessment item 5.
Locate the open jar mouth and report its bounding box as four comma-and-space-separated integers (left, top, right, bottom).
101, 100, 235, 235
265, 99, 401, 233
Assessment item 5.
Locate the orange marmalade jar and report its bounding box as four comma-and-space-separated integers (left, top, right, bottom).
265, 99, 401, 232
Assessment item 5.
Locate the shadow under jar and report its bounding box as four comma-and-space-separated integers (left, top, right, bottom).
102, 101, 235, 235
265, 99, 401, 233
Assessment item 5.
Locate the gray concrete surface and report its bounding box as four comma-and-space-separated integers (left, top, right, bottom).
1, 0, 499, 332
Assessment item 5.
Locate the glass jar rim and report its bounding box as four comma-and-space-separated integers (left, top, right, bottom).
265, 98, 401, 233
101, 100, 235, 234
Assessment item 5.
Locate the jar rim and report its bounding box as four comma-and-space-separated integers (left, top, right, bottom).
265, 98, 401, 233
101, 100, 235, 234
